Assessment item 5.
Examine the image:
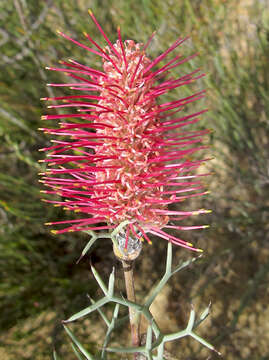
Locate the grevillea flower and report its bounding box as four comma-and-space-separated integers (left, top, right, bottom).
40, 11, 211, 252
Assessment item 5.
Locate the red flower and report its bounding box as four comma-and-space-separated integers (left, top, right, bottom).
40, 11, 211, 251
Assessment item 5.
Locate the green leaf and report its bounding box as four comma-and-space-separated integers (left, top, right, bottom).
65, 297, 109, 322
145, 325, 153, 350
194, 302, 211, 329
89, 296, 110, 327
171, 255, 202, 276
71, 343, 85, 360
91, 265, 108, 295
156, 342, 164, 360
107, 268, 115, 297
190, 331, 220, 354
186, 306, 195, 333
53, 349, 61, 360
102, 303, 120, 359
80, 232, 98, 258
144, 243, 172, 307
63, 324, 95, 360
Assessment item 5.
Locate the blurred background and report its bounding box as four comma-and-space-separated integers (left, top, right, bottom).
0, 0, 268, 359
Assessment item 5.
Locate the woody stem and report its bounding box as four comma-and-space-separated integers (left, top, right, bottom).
122, 259, 140, 359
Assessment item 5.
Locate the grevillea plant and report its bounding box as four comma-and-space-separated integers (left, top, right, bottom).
40, 10, 218, 360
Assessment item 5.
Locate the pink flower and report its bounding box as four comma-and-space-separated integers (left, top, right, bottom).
40, 11, 211, 251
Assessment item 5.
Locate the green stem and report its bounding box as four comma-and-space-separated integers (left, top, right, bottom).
122, 259, 140, 360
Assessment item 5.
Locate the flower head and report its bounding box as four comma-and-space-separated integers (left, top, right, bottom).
40, 11, 211, 251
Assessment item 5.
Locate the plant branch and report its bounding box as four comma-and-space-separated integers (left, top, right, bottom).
122, 259, 140, 360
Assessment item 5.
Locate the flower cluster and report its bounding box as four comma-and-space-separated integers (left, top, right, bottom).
40, 11, 210, 251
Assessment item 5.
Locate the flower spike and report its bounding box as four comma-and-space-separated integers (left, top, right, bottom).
40, 12, 211, 251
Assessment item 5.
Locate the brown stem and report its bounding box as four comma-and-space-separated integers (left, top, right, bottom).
122, 259, 140, 359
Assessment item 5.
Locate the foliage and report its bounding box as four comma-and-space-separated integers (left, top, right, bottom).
59, 243, 218, 359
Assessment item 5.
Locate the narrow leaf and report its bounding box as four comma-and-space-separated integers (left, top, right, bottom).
190, 331, 220, 354
145, 325, 153, 350
53, 349, 61, 360
108, 268, 115, 297
165, 241, 172, 274
88, 295, 110, 327
157, 343, 164, 360
171, 255, 201, 276
65, 297, 108, 322
63, 325, 95, 360
194, 302, 211, 329
77, 232, 98, 263
91, 265, 108, 295
71, 343, 84, 360
186, 306, 195, 333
